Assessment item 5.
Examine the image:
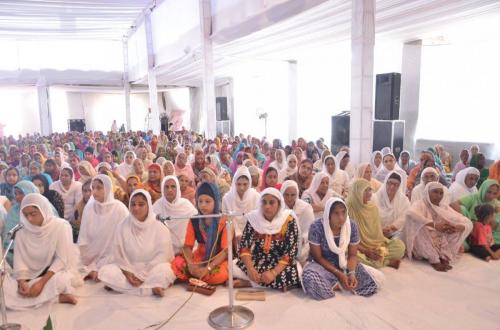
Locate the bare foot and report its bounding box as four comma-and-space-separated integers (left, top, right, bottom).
85, 271, 98, 281
440, 258, 452, 270
152, 287, 165, 297
333, 283, 341, 291
59, 294, 78, 305
431, 262, 448, 272
485, 256, 491, 262
388, 259, 401, 269
459, 246, 465, 253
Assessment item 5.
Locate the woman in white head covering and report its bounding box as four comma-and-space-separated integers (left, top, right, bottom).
234, 188, 301, 290
221, 167, 260, 238
152, 175, 197, 254
99, 190, 176, 297
302, 172, 341, 219
302, 197, 382, 300
449, 167, 480, 203
49, 166, 82, 221
280, 180, 315, 264
335, 151, 355, 179
270, 149, 287, 171
410, 167, 450, 205
278, 154, 298, 183
5, 193, 82, 309
370, 151, 383, 174
374, 153, 407, 188
402, 182, 472, 272
78, 174, 129, 280
322, 155, 350, 197
116, 151, 136, 178
373, 171, 410, 238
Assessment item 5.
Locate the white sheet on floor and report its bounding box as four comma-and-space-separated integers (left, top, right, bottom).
8, 254, 500, 330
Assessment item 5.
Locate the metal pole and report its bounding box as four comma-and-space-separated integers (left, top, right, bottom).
0, 239, 21, 330
226, 215, 234, 311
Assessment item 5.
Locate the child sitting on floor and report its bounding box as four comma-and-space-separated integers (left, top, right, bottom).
469, 204, 500, 261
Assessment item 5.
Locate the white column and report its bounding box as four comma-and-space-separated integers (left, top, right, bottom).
199, 0, 217, 138
123, 39, 132, 131
288, 60, 298, 143
37, 76, 52, 135
400, 40, 422, 155
349, 0, 375, 164
144, 11, 160, 134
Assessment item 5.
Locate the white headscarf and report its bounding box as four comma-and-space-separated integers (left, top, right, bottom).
112, 189, 174, 281
449, 167, 480, 203
222, 167, 260, 235
370, 151, 383, 173
410, 167, 450, 205
49, 166, 82, 220
375, 153, 407, 188
322, 155, 349, 196
302, 172, 340, 206
278, 154, 298, 183
152, 175, 197, 252
14, 193, 78, 280
280, 180, 315, 237
270, 149, 287, 171
402, 182, 472, 261
116, 151, 136, 178
78, 174, 129, 269
322, 197, 351, 270
245, 188, 295, 235
373, 171, 410, 230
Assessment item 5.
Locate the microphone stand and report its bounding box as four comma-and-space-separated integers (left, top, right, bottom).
0, 233, 22, 330
157, 212, 254, 329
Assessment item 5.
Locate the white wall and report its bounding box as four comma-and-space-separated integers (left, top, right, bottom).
0, 87, 39, 136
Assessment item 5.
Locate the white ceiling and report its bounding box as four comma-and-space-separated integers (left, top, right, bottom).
0, 0, 152, 40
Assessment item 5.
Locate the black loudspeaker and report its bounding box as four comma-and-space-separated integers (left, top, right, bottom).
331, 112, 350, 153
373, 120, 405, 159
68, 119, 86, 133
375, 72, 401, 120
216, 97, 229, 121
160, 116, 169, 132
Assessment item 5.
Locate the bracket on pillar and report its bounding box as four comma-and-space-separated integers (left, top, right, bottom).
36, 76, 52, 135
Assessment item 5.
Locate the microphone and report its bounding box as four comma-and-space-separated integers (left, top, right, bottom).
156, 215, 172, 222
8, 223, 24, 239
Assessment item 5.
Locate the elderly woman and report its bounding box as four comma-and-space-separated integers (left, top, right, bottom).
152, 176, 197, 254
234, 188, 300, 291
302, 172, 341, 219
302, 198, 382, 300
174, 153, 195, 182
116, 151, 136, 178
281, 180, 315, 264
373, 172, 410, 238
449, 167, 480, 203
398, 150, 416, 176
402, 182, 472, 272
451, 179, 500, 243
322, 155, 349, 197
346, 179, 405, 269
5, 193, 82, 309
144, 163, 163, 203
77, 160, 97, 184
172, 182, 229, 285
352, 163, 382, 192
132, 159, 148, 182
222, 167, 260, 239
410, 167, 450, 205
78, 175, 129, 280
49, 167, 82, 222
99, 190, 176, 297
278, 155, 298, 183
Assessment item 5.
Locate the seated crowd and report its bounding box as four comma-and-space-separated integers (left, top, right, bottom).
0, 129, 498, 308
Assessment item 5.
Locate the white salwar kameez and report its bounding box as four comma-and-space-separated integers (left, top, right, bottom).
99, 190, 176, 296
448, 167, 479, 203
78, 175, 129, 275
322, 155, 350, 197
281, 180, 315, 264
5, 193, 82, 310
49, 167, 82, 221
152, 176, 197, 254
222, 167, 260, 237
302, 172, 341, 219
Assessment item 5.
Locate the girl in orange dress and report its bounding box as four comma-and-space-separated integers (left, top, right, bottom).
172, 182, 229, 285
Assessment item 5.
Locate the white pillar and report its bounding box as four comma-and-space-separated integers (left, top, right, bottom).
144, 12, 161, 134
123, 39, 132, 131
349, 0, 375, 164
288, 60, 298, 143
199, 0, 217, 138
400, 40, 422, 155
37, 76, 52, 135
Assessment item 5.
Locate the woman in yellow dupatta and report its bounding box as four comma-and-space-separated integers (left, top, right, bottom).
346, 179, 405, 269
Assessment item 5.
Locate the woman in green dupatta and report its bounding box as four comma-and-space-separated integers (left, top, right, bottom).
452, 179, 499, 243
346, 179, 405, 269
469, 153, 489, 188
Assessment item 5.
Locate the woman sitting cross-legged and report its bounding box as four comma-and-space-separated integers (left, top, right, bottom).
171, 182, 229, 285
302, 198, 383, 300
99, 190, 176, 297
234, 188, 301, 291
402, 182, 472, 272
5, 193, 82, 310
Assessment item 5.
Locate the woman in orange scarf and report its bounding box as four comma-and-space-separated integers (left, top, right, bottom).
145, 163, 163, 203
489, 160, 500, 183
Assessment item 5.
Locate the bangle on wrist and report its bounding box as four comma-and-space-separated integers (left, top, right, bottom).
347, 270, 356, 277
